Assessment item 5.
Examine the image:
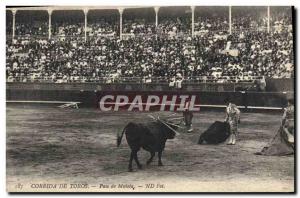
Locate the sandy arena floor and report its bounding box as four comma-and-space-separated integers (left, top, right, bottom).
6, 104, 294, 192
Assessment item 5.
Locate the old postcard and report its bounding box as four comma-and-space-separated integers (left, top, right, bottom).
6, 5, 295, 193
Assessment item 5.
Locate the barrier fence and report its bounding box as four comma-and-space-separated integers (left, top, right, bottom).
6, 77, 293, 92
6, 82, 293, 110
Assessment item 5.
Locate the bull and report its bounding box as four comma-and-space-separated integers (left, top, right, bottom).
117, 119, 178, 172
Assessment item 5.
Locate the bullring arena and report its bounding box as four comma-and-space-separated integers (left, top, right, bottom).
6, 104, 294, 192
6, 6, 294, 192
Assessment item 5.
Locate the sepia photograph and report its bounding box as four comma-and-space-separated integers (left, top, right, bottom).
5, 3, 295, 193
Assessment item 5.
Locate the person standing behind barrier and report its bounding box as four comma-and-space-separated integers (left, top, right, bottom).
175, 72, 183, 89
224, 98, 241, 145
258, 76, 266, 91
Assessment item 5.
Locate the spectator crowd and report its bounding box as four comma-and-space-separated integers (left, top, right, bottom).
6, 7, 294, 83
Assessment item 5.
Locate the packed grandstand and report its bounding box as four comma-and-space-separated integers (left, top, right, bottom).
6, 6, 294, 84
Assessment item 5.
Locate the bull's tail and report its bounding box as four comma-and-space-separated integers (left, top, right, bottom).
117, 126, 126, 147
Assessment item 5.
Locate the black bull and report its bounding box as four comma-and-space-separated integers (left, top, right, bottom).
117, 121, 177, 172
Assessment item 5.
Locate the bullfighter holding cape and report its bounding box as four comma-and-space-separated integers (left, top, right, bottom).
224, 98, 241, 145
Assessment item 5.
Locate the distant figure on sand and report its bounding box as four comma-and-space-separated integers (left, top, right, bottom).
183, 100, 193, 132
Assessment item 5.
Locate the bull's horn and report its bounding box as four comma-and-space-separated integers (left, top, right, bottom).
147, 114, 157, 120
166, 117, 183, 121
159, 119, 181, 136
166, 113, 177, 117
165, 122, 185, 129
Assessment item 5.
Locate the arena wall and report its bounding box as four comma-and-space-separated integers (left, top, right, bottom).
266, 78, 294, 92
6, 82, 292, 109
6, 78, 293, 92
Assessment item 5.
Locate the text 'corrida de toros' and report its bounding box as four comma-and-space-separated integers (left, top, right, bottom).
98, 95, 200, 112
